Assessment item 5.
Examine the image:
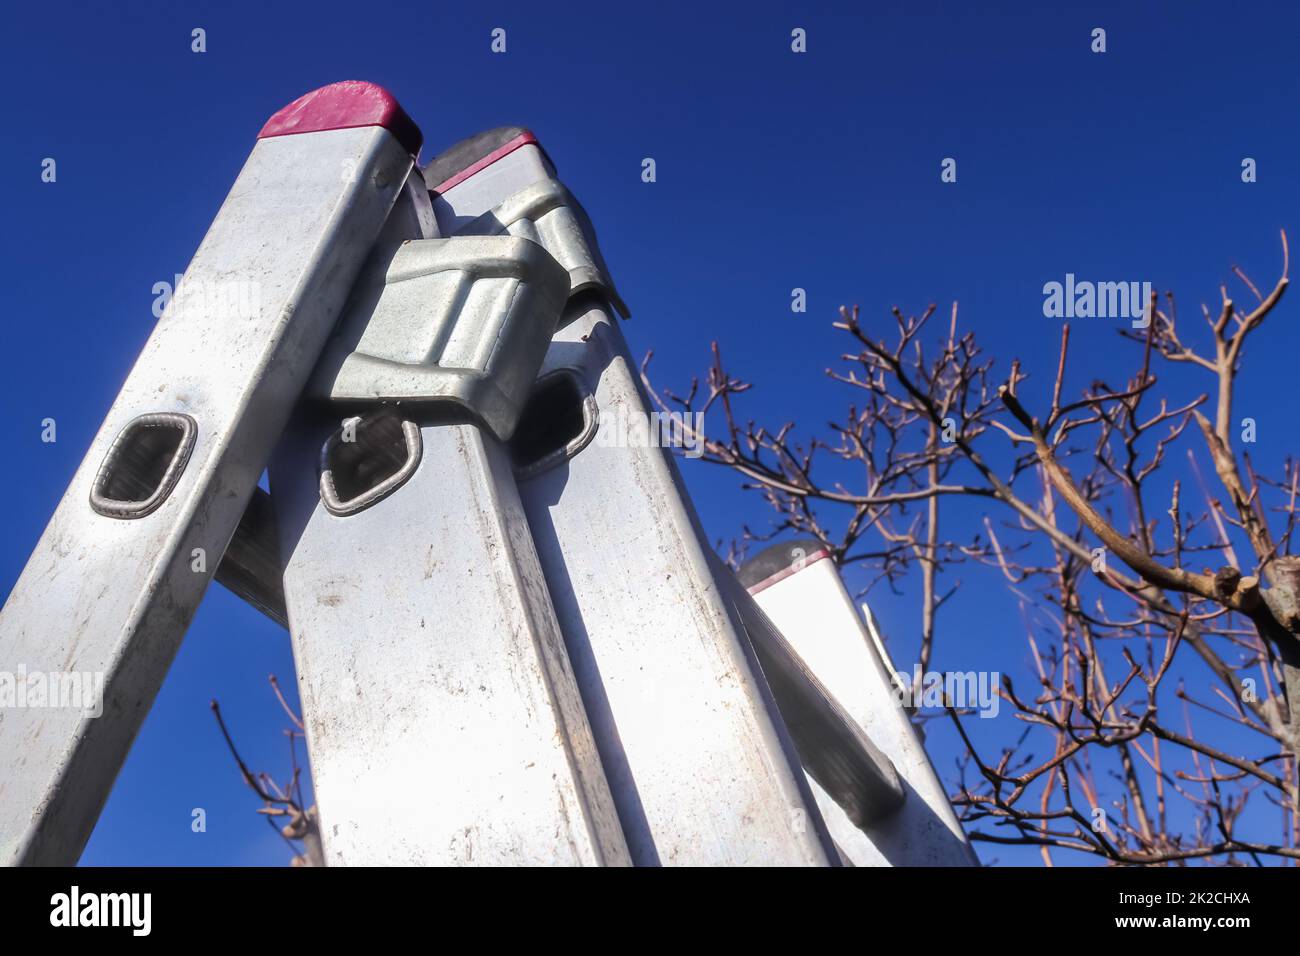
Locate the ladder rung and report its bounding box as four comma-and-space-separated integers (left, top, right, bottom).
214, 487, 287, 628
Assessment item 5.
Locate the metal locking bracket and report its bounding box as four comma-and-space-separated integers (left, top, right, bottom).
454, 178, 630, 320
308, 233, 571, 441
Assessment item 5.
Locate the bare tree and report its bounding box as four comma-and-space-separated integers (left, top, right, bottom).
642, 232, 1300, 864
212, 676, 323, 867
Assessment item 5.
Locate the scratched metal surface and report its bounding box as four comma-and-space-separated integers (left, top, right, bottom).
271, 414, 628, 866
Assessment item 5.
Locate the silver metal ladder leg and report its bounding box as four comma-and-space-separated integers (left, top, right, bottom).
427, 131, 843, 865
740, 541, 978, 866
267, 171, 630, 865
0, 82, 420, 866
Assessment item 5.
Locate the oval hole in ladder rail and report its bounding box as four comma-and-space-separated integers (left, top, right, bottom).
318, 409, 422, 516
508, 370, 598, 479
90, 413, 198, 519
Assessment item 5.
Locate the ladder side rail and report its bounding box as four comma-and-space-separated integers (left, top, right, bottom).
744, 544, 978, 866
433, 135, 840, 865
269, 176, 630, 866
0, 90, 416, 865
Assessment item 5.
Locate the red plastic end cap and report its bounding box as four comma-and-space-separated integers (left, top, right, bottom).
430, 131, 540, 194
258, 81, 423, 156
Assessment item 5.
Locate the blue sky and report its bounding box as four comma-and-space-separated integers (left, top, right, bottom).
1, 1, 1296, 865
